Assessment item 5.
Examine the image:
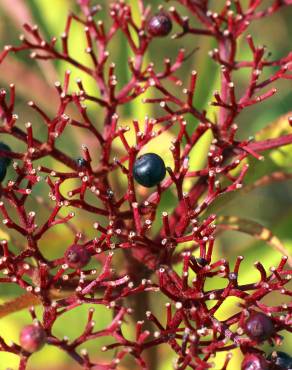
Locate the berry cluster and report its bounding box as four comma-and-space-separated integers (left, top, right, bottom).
0, 1, 291, 369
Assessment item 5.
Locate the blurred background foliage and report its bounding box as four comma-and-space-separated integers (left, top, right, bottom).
0, 0, 291, 369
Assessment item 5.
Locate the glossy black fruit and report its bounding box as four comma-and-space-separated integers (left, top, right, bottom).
106, 189, 114, 199
65, 244, 91, 269
19, 324, 46, 353
0, 165, 6, 182
0, 142, 11, 182
245, 312, 274, 342
146, 12, 172, 37
267, 351, 292, 369
76, 157, 87, 168
196, 257, 208, 267
241, 354, 269, 370
0, 142, 12, 167
133, 153, 166, 188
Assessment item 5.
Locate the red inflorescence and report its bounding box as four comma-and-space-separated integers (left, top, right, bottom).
0, 0, 291, 369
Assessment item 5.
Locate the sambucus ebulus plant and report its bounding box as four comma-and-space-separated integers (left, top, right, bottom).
0, 0, 291, 369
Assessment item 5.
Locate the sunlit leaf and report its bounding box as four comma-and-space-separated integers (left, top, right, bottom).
217, 215, 292, 266
255, 112, 292, 141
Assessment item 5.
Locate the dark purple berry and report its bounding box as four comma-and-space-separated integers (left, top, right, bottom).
0, 142, 12, 182
65, 244, 91, 269
76, 157, 87, 168
106, 189, 114, 199
228, 272, 238, 281
241, 354, 269, 370
133, 153, 166, 188
244, 312, 274, 342
19, 324, 46, 353
0, 142, 12, 167
196, 257, 208, 267
267, 351, 292, 369
146, 12, 172, 37
0, 165, 7, 182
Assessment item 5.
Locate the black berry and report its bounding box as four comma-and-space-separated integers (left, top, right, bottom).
244, 312, 274, 342
0, 142, 12, 182
106, 189, 114, 199
133, 153, 166, 188
19, 324, 46, 353
241, 354, 269, 370
65, 244, 91, 269
0, 165, 7, 182
267, 351, 292, 369
146, 12, 172, 37
76, 157, 87, 168
0, 142, 12, 167
196, 257, 208, 267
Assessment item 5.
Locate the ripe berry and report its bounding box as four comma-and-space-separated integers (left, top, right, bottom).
19, 324, 46, 353
0, 142, 12, 182
241, 354, 269, 370
267, 351, 292, 369
244, 312, 274, 342
106, 188, 114, 199
133, 153, 166, 188
65, 244, 91, 269
146, 12, 172, 37
76, 157, 87, 168
196, 257, 208, 267
0, 165, 7, 182
0, 142, 12, 166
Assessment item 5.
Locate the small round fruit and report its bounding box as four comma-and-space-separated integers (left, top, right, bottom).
245, 312, 274, 342
267, 351, 292, 369
65, 244, 91, 269
76, 157, 87, 168
146, 12, 172, 37
241, 354, 269, 370
106, 189, 114, 199
133, 153, 166, 188
196, 257, 208, 267
19, 324, 46, 353
0, 142, 11, 182
0, 142, 12, 166
0, 165, 7, 182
